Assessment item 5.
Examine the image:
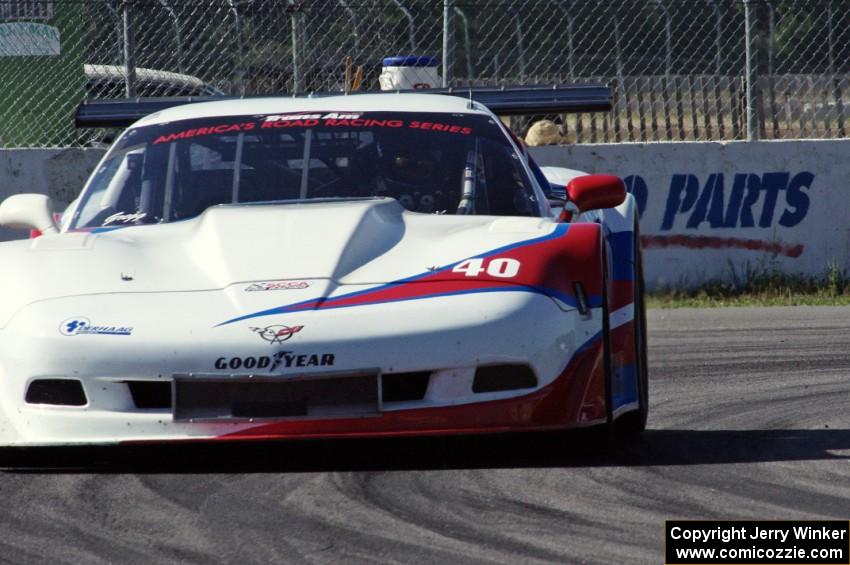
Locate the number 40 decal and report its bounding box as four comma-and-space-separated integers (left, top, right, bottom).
452, 257, 521, 278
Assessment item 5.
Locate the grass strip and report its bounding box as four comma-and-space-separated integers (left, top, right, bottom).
648, 263, 850, 308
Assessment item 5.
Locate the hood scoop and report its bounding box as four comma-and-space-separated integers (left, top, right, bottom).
182, 199, 406, 285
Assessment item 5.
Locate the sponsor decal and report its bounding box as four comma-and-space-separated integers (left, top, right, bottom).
259, 115, 404, 130
152, 113, 473, 145
244, 281, 311, 292
263, 112, 362, 122
0, 22, 60, 56
408, 121, 472, 135
660, 171, 812, 230
103, 211, 147, 225
213, 351, 335, 372
622, 171, 813, 230
250, 324, 303, 344
60, 317, 133, 336
153, 122, 256, 145
620, 171, 812, 258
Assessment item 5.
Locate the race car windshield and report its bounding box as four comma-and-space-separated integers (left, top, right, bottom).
70, 111, 539, 229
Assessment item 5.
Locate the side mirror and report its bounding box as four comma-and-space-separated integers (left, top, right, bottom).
0, 194, 59, 234
559, 174, 626, 221
545, 186, 567, 209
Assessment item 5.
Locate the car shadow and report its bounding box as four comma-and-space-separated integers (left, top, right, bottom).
2, 427, 850, 473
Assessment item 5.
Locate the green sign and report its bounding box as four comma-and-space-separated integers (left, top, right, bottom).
0, 2, 85, 147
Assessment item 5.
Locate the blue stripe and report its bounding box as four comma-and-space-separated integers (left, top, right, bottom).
89, 226, 125, 234
218, 285, 597, 327
234, 286, 573, 322
607, 231, 635, 282
612, 363, 638, 409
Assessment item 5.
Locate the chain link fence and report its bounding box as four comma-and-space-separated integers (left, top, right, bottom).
0, 0, 848, 146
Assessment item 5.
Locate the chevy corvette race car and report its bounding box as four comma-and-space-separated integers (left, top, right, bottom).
0, 86, 647, 445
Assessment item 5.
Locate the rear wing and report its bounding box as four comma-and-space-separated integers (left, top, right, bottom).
75, 84, 612, 129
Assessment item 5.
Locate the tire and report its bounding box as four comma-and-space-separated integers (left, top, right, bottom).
615, 217, 649, 436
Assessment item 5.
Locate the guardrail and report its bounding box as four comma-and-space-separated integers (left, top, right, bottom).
532, 139, 849, 287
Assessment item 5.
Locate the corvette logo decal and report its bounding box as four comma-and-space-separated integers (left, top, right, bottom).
250, 325, 304, 344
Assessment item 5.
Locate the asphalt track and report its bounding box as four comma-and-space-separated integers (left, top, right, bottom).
1, 306, 849, 564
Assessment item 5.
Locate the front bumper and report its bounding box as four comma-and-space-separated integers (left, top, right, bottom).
0, 291, 605, 445
207, 334, 606, 443
0, 335, 605, 446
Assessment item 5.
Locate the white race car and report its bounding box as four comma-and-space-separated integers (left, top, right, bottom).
0, 86, 647, 445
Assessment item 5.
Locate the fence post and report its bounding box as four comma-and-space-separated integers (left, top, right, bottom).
122, 0, 136, 98
652, 0, 672, 76
158, 0, 184, 74
454, 7, 473, 81
512, 8, 526, 80
826, 0, 844, 136
104, 2, 123, 66
705, 0, 722, 74
390, 0, 416, 52
338, 1, 361, 63
228, 0, 246, 96
442, 0, 452, 87
553, 2, 574, 79
289, 1, 303, 92
743, 0, 761, 140
611, 6, 624, 85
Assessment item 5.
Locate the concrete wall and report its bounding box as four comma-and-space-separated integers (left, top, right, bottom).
531, 140, 850, 287
1, 141, 847, 288
0, 148, 104, 240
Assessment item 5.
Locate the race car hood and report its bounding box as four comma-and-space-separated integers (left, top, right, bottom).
0, 198, 602, 327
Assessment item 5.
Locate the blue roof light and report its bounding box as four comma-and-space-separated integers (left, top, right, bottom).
382, 56, 439, 68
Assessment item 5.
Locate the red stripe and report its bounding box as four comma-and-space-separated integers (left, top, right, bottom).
297, 223, 605, 312
641, 234, 804, 258
608, 280, 634, 312
610, 320, 637, 367
319, 279, 512, 309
